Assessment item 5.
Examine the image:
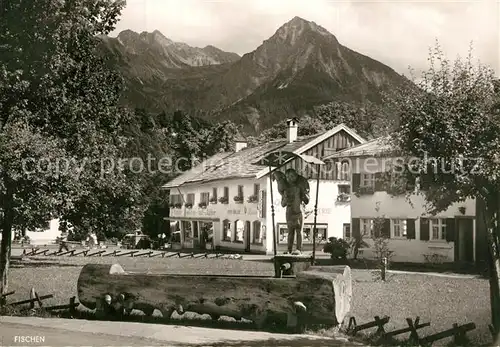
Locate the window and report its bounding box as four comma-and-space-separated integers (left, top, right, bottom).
338, 185, 350, 194
430, 219, 446, 240
200, 192, 210, 204
278, 223, 328, 244
303, 225, 327, 242
237, 185, 244, 199
340, 161, 350, 181
253, 220, 262, 244
361, 173, 375, 188
212, 188, 217, 200
343, 223, 351, 239
223, 187, 229, 199
391, 219, 407, 238
222, 219, 231, 241
278, 225, 288, 244
360, 218, 374, 237
316, 226, 327, 241
234, 220, 244, 242
186, 193, 195, 204
170, 194, 183, 205
253, 183, 260, 197
303, 226, 312, 243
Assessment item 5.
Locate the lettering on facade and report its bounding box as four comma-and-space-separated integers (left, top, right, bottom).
171, 209, 183, 217
185, 209, 217, 217
228, 207, 258, 216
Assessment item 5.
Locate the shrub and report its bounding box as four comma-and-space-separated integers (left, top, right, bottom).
323, 237, 350, 260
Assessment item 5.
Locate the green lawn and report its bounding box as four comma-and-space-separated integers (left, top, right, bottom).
4, 256, 492, 346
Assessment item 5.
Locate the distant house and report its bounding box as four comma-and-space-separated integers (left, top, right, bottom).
0, 218, 62, 246
162, 120, 366, 254
325, 137, 487, 265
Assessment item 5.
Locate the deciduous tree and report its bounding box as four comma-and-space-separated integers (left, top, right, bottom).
0, 0, 129, 294
389, 43, 500, 343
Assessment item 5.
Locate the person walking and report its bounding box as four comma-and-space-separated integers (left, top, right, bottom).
58, 232, 69, 253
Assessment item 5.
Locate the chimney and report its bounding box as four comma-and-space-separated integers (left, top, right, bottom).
234, 134, 248, 152
286, 118, 298, 143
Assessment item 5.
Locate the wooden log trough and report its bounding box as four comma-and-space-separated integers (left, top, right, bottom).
77, 263, 353, 331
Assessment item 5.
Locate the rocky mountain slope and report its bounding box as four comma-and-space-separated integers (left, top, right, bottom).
101, 17, 412, 133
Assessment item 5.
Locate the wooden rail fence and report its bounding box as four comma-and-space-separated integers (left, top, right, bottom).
346, 315, 475, 346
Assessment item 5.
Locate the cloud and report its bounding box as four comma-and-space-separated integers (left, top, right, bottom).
112, 0, 499, 76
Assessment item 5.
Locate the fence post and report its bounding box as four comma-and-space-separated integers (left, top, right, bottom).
381, 257, 387, 281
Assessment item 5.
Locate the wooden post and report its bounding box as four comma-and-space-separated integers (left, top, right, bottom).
0, 290, 15, 305
381, 317, 430, 344
311, 163, 320, 265
87, 250, 106, 257
381, 257, 387, 281
419, 322, 475, 346
269, 164, 277, 258
347, 315, 390, 336
69, 296, 77, 315
29, 288, 36, 309
9, 294, 53, 307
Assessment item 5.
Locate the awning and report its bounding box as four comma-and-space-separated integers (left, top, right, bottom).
164, 217, 220, 222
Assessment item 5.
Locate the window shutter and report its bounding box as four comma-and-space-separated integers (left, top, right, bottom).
352, 218, 361, 240
352, 173, 361, 191
445, 218, 455, 242
374, 172, 384, 191
382, 219, 391, 238
420, 218, 430, 241
406, 219, 416, 239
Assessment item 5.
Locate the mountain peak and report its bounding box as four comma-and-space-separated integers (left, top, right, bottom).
288, 16, 309, 24
273, 16, 338, 46
138, 30, 174, 47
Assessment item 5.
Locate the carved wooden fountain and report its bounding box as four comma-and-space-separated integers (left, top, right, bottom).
77, 263, 352, 331
76, 150, 353, 331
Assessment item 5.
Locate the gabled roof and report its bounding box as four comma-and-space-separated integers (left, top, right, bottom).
162, 124, 366, 189
323, 136, 393, 159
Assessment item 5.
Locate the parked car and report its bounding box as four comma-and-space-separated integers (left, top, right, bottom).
121, 234, 153, 249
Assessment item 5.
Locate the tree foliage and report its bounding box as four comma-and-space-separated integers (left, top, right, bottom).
248, 102, 395, 146
388, 42, 500, 342
0, 0, 129, 294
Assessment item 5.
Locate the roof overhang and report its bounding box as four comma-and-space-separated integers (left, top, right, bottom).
255, 151, 325, 179
323, 136, 396, 160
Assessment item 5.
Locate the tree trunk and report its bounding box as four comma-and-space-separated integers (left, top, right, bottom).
77, 263, 353, 329
0, 202, 14, 297
482, 195, 500, 345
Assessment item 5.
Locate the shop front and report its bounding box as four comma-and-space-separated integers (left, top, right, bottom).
164, 217, 220, 250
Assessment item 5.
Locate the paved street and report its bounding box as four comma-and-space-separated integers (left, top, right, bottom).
0, 316, 358, 346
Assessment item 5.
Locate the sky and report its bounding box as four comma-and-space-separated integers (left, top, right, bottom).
111, 0, 500, 76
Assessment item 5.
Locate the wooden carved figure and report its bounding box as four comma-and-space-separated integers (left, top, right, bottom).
273, 169, 310, 254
